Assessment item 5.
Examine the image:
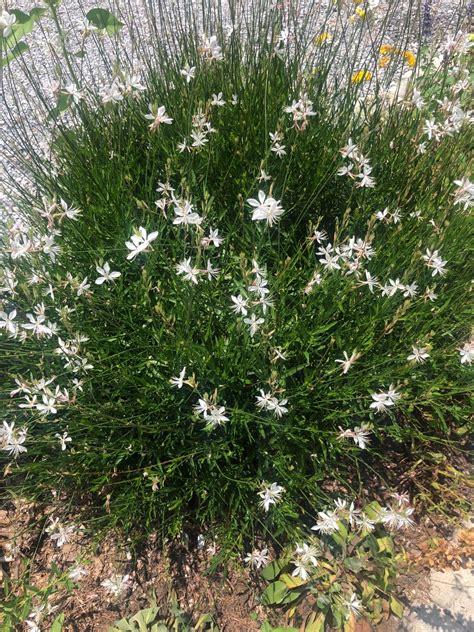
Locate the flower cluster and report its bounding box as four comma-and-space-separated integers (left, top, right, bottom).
337, 138, 376, 188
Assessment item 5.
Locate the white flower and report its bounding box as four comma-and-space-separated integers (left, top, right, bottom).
193, 398, 211, 417
56, 198, 82, 221
170, 367, 186, 389
258, 482, 285, 512
55, 431, 72, 451
311, 510, 339, 534
344, 593, 364, 618
340, 138, 359, 159
335, 350, 360, 374
266, 396, 288, 418
284, 95, 316, 129
338, 425, 371, 449
125, 226, 159, 260
291, 559, 312, 580
95, 262, 121, 285
122, 73, 146, 94
271, 142, 287, 157
0, 10, 16, 38
231, 294, 248, 316
76, 277, 91, 297
256, 390, 274, 410
176, 258, 200, 284
101, 574, 131, 597
412, 88, 425, 110
144, 104, 173, 131
459, 340, 474, 365
336, 162, 354, 177
422, 249, 448, 277
423, 119, 438, 140
50, 523, 75, 547
258, 169, 271, 182
205, 405, 229, 429
248, 274, 269, 297
63, 82, 83, 104
247, 191, 285, 227
201, 228, 223, 248
180, 63, 196, 83
370, 387, 400, 413
100, 80, 124, 104
244, 548, 270, 569
0, 309, 17, 335
453, 178, 474, 210
403, 282, 418, 298
291, 542, 319, 579
211, 92, 226, 106
359, 271, 378, 294
200, 34, 223, 61
407, 346, 430, 363
190, 129, 209, 148
379, 505, 415, 530
204, 259, 220, 280
36, 395, 58, 415
1, 423, 27, 458
172, 199, 202, 226
244, 313, 265, 337
69, 565, 87, 581
356, 170, 376, 188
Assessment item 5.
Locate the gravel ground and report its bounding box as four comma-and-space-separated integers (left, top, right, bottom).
0, 0, 470, 216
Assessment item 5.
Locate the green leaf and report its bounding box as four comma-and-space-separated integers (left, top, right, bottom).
261, 580, 288, 605
377, 536, 394, 553
130, 606, 160, 628
279, 573, 307, 588
390, 596, 404, 618
261, 559, 287, 581
86, 8, 124, 35
364, 500, 383, 521
279, 589, 303, 605
1, 41, 28, 66
49, 614, 65, 632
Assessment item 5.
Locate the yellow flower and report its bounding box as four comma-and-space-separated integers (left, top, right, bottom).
351, 70, 373, 83
378, 55, 391, 68
380, 44, 396, 55
355, 7, 366, 18
315, 31, 332, 45
403, 50, 416, 67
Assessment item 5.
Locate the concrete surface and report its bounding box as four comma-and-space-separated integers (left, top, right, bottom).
383, 568, 474, 631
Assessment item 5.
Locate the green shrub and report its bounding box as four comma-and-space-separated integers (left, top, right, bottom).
1, 1, 472, 551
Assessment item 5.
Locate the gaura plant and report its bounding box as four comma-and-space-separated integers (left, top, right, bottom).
0, 0, 472, 551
